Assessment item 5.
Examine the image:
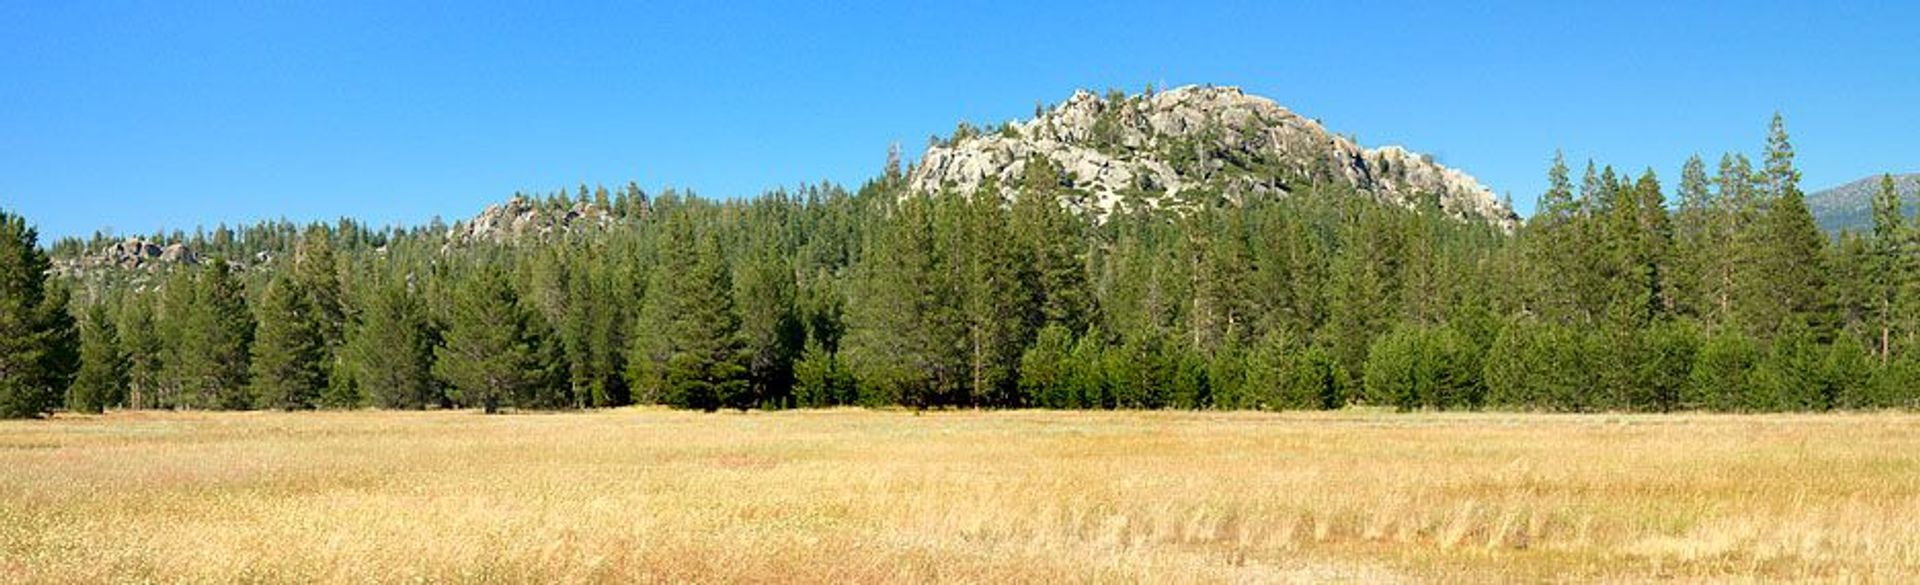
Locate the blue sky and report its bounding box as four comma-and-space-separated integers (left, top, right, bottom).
4, 1, 1917, 240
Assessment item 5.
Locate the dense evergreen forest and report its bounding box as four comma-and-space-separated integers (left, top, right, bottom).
3, 114, 1917, 418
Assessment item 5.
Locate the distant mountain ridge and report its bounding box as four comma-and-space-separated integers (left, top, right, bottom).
908, 85, 1517, 228
1809, 173, 1920, 233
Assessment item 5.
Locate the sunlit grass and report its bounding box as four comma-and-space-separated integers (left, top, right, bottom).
2, 408, 1914, 582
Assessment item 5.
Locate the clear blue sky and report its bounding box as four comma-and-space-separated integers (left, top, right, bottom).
4, 1, 1917, 240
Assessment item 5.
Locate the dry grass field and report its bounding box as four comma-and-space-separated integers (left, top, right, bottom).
1, 408, 1915, 583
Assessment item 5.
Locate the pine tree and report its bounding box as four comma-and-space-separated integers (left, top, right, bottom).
1829, 233, 1875, 353
1164, 342, 1210, 409
1672, 155, 1715, 319
1323, 206, 1400, 382
69, 301, 128, 413
182, 260, 253, 410
628, 211, 748, 411
1639, 319, 1700, 412
1205, 334, 1249, 410
343, 275, 437, 409
151, 266, 193, 409
1484, 318, 1591, 410
1017, 324, 1075, 408
0, 209, 78, 418
1763, 113, 1802, 199
842, 194, 967, 408
795, 270, 846, 354
1364, 324, 1480, 411
1869, 174, 1906, 360
1580, 160, 1603, 214
40, 281, 79, 410
1709, 153, 1760, 328
735, 234, 804, 409
578, 247, 630, 407
1753, 324, 1825, 410
1241, 330, 1292, 410
118, 293, 162, 409
1106, 329, 1173, 409
1526, 152, 1581, 322
1633, 169, 1674, 318
1872, 352, 1920, 409
1400, 195, 1450, 325
1012, 157, 1092, 333
1361, 324, 1480, 410
293, 227, 346, 352
1283, 344, 1345, 410
1249, 198, 1331, 341
250, 275, 327, 410
291, 227, 348, 404
1721, 115, 1828, 341
526, 247, 580, 405
1688, 329, 1761, 411
1192, 208, 1257, 351
521, 314, 571, 409
530, 244, 627, 408
1755, 173, 1829, 339
1823, 334, 1874, 409
434, 265, 552, 413
1067, 334, 1112, 408
793, 337, 854, 407
957, 184, 1035, 406
1538, 150, 1578, 218
159, 271, 195, 406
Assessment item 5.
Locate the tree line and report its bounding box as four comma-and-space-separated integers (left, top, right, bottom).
3, 114, 1917, 418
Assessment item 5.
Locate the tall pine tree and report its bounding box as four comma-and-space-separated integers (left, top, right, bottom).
343, 275, 438, 409
250, 274, 328, 410
69, 301, 127, 413
843, 193, 968, 408
182, 260, 253, 410
435, 265, 553, 413
628, 210, 748, 411
1869, 174, 1907, 360
1749, 115, 1829, 340
735, 227, 804, 409
1, 210, 79, 418
118, 292, 162, 409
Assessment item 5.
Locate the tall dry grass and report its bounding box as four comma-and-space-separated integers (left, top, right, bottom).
1, 408, 1914, 582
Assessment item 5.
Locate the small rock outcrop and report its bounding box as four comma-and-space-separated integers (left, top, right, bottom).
55, 238, 199, 277
445, 196, 614, 245
908, 85, 1516, 228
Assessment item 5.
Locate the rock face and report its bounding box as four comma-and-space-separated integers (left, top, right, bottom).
908, 85, 1516, 228
446, 196, 614, 245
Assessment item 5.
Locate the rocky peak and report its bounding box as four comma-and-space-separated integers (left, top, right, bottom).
908, 85, 1516, 228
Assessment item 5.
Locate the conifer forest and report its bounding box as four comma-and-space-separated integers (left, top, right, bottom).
6, 103, 1915, 419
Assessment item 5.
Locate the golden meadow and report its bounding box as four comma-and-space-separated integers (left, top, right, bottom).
2, 409, 1914, 583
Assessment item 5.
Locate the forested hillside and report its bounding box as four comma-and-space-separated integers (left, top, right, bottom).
4, 91, 1917, 418
1810, 173, 1920, 233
